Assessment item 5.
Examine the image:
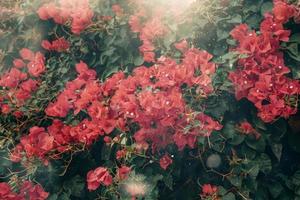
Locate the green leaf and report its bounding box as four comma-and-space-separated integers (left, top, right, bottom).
260, 2, 273, 16
217, 28, 230, 41
46, 194, 58, 200
286, 43, 300, 61
56, 193, 70, 200
295, 185, 300, 196
222, 122, 236, 139
270, 143, 282, 162
101, 144, 112, 160
163, 174, 173, 190
60, 67, 68, 74
289, 33, 300, 43
227, 14, 242, 24
293, 170, 300, 186
218, 186, 227, 196
222, 192, 236, 200
229, 134, 245, 146
222, 121, 246, 145
291, 66, 300, 79
288, 131, 300, 153
101, 66, 119, 81
254, 154, 272, 174
63, 175, 85, 198
245, 136, 266, 152
228, 175, 242, 187
248, 164, 260, 178
267, 181, 283, 199
252, 116, 267, 131
218, 51, 240, 65
133, 55, 144, 66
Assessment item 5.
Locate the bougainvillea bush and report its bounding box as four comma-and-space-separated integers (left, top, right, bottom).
1, 0, 300, 199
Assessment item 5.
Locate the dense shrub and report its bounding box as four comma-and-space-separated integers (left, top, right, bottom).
0, 0, 300, 199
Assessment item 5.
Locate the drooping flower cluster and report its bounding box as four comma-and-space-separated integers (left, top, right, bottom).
229, 0, 300, 122
128, 2, 169, 62
0, 181, 48, 200
37, 0, 93, 34
127, 0, 196, 63
41, 37, 70, 52
11, 47, 221, 164
0, 48, 45, 116
10, 121, 73, 164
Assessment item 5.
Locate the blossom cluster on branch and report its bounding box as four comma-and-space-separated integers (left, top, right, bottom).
41, 37, 70, 52
229, 0, 300, 122
0, 181, 48, 200
10, 47, 222, 165
0, 49, 45, 116
1, 0, 300, 199
37, 0, 93, 34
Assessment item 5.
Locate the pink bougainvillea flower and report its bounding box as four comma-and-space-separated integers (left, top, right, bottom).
0, 182, 17, 199
20, 181, 49, 200
116, 149, 127, 160
10, 144, 24, 162
0, 68, 28, 88
201, 184, 218, 196
1, 104, 11, 114
87, 167, 113, 191
174, 39, 189, 52
37, 0, 93, 34
27, 52, 46, 77
116, 166, 131, 181
13, 58, 25, 69
159, 154, 173, 170
229, 0, 300, 122
273, 1, 295, 23
20, 79, 39, 93
20, 48, 35, 61
0, 181, 48, 200
42, 38, 70, 52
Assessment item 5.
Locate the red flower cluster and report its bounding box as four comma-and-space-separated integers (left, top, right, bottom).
86, 167, 113, 191
11, 47, 222, 163
45, 61, 98, 118
200, 184, 218, 199
37, 0, 93, 34
41, 37, 70, 52
229, 0, 300, 122
0, 181, 48, 200
45, 61, 124, 144
116, 149, 127, 160
0, 48, 45, 116
87, 165, 131, 191
10, 120, 73, 163
108, 49, 221, 151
